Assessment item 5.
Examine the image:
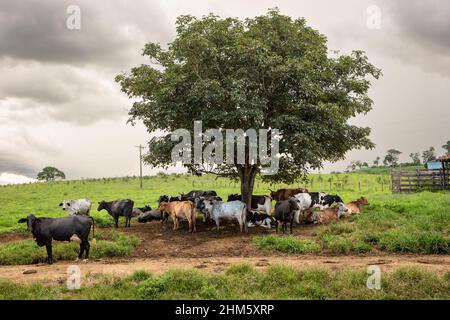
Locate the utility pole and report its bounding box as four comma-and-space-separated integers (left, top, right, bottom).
135, 144, 144, 189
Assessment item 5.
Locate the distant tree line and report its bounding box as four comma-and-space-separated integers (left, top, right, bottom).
347, 139, 449, 172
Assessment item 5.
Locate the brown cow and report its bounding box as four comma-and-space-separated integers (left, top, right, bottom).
304, 202, 349, 224
345, 197, 369, 216
269, 188, 309, 201
159, 201, 196, 232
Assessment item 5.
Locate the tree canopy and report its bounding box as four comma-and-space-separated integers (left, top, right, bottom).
116, 9, 381, 205
36, 166, 66, 182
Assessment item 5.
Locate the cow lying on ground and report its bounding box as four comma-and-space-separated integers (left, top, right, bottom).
207, 200, 247, 232
345, 197, 369, 216
159, 201, 196, 232
97, 199, 134, 228
304, 202, 349, 224
132, 205, 152, 217
247, 211, 276, 229
269, 188, 309, 201
227, 194, 272, 215
274, 198, 300, 234
59, 198, 92, 216
18, 214, 94, 264
137, 209, 163, 223
292, 192, 344, 224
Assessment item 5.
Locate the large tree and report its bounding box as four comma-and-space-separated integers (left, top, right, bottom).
116, 9, 381, 207
36, 166, 66, 182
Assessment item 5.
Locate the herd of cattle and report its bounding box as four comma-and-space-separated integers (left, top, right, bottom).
17, 188, 369, 264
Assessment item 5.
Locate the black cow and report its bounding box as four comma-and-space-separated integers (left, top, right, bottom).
274, 198, 300, 234
321, 194, 344, 208
158, 195, 180, 204
97, 199, 134, 228
181, 190, 217, 199
18, 214, 94, 264
137, 210, 163, 223
132, 205, 152, 217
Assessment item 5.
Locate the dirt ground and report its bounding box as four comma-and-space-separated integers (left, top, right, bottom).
1, 221, 450, 285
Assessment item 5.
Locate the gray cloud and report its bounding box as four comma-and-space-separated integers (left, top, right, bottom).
0, 0, 449, 182
0, 0, 171, 67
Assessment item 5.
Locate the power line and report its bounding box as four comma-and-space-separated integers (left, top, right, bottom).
135, 144, 145, 189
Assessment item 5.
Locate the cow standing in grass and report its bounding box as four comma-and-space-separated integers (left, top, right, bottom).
97, 199, 134, 228
18, 214, 94, 264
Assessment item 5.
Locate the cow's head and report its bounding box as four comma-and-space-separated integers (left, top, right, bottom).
336, 202, 349, 217
97, 201, 107, 211
18, 214, 40, 234
359, 197, 369, 205
59, 200, 70, 211
288, 197, 300, 211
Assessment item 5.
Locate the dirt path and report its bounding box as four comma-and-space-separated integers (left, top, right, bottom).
2, 254, 450, 285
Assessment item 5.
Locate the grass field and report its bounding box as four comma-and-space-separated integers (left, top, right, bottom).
1, 264, 449, 300
0, 173, 449, 255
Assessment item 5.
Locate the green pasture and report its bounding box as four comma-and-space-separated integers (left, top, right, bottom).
0, 173, 449, 255
1, 264, 449, 300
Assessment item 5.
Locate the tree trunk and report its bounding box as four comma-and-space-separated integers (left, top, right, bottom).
238, 165, 257, 212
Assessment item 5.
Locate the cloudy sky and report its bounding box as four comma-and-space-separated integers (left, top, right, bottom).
1, 0, 449, 184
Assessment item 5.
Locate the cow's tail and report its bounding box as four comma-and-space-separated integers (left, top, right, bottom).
242, 203, 248, 232
90, 216, 96, 244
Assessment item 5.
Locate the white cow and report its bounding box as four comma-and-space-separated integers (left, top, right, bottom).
210, 200, 248, 232
59, 198, 92, 216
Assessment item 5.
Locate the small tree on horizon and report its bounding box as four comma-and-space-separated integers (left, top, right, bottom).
383, 149, 402, 166
442, 141, 450, 154
372, 156, 380, 167
422, 147, 436, 164
409, 152, 421, 164
36, 166, 66, 182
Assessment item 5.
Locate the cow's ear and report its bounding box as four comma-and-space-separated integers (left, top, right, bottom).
67, 202, 70, 206
18, 218, 27, 223
59, 203, 63, 206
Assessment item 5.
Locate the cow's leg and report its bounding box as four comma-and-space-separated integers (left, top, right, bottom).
290, 217, 294, 234
45, 243, 53, 264
173, 217, 177, 230
188, 217, 192, 232
78, 242, 85, 260
192, 216, 197, 233
275, 220, 279, 234
215, 218, 220, 231
84, 241, 90, 260
114, 216, 119, 228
